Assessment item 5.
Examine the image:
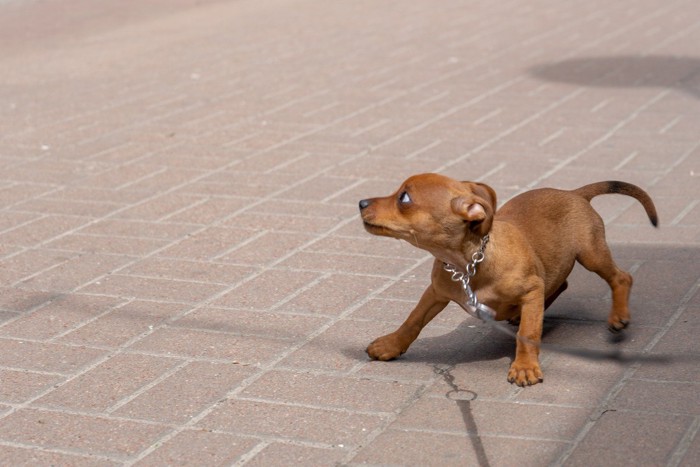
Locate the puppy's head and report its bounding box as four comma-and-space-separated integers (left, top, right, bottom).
358, 173, 496, 251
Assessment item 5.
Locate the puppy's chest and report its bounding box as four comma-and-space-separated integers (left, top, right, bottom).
438, 275, 513, 313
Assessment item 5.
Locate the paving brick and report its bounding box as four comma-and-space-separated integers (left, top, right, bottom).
0, 249, 76, 285
45, 234, 169, 256
680, 431, 700, 467
156, 226, 256, 261
0, 288, 57, 313
628, 259, 700, 308
513, 355, 628, 406
0, 445, 119, 466
278, 319, 382, 372
129, 327, 288, 364
352, 297, 468, 329
172, 307, 328, 341
566, 411, 693, 466
120, 168, 207, 195
0, 409, 169, 460
606, 223, 700, 244
110, 192, 207, 223
79, 164, 169, 190
308, 234, 419, 259
612, 194, 688, 226
283, 273, 391, 316
121, 258, 254, 285
538, 317, 660, 355
426, 354, 523, 402
245, 442, 346, 466
1, 162, 97, 185
634, 357, 700, 384
352, 429, 567, 466
349, 296, 422, 324
0, 339, 106, 374
0, 369, 62, 404
612, 380, 700, 415
395, 396, 590, 441
221, 211, 341, 234
36, 353, 182, 412
186, 171, 299, 198
144, 148, 236, 170
57, 300, 189, 348
241, 369, 421, 413
0, 184, 56, 207
279, 251, 417, 276
239, 151, 340, 176
16, 253, 132, 293
251, 198, 351, 221
198, 398, 384, 446
0, 294, 124, 341
113, 361, 256, 423
612, 244, 699, 262
273, 175, 361, 203
0, 243, 21, 261
76, 218, 197, 242
675, 201, 700, 226
49, 186, 150, 205
212, 269, 320, 310
218, 231, 316, 266
0, 311, 17, 327
78, 274, 226, 303
0, 210, 40, 233
136, 429, 258, 466
12, 197, 123, 218
654, 165, 700, 198
645, 308, 700, 384
159, 196, 249, 224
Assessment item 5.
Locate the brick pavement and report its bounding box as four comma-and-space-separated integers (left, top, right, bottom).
0, 0, 698, 465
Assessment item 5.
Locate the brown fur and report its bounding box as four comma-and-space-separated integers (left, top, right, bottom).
359, 173, 657, 386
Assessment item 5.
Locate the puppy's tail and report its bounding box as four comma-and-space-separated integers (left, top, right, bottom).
573, 181, 658, 227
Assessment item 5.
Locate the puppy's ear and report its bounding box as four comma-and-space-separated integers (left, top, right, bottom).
451, 182, 497, 236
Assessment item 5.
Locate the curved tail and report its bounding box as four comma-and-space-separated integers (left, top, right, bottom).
573, 181, 658, 227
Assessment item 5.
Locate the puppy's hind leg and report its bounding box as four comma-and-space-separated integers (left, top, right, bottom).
576, 241, 632, 333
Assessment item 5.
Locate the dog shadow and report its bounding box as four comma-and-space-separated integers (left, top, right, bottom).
411, 317, 562, 365
340, 317, 563, 366
530, 55, 700, 99
343, 307, 674, 367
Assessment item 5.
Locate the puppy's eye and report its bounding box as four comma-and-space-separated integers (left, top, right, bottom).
399, 191, 411, 204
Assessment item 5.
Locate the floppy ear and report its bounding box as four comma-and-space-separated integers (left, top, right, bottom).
451, 182, 497, 236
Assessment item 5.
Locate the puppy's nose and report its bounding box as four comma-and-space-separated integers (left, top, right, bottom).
359, 199, 372, 210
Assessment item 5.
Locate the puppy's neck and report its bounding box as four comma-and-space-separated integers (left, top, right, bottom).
431, 231, 489, 271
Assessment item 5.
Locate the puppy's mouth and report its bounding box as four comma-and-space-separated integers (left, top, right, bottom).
362, 221, 397, 238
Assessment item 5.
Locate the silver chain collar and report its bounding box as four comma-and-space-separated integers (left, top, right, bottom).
443, 235, 497, 321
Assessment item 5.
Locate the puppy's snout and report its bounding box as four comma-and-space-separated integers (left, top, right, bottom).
359, 199, 372, 211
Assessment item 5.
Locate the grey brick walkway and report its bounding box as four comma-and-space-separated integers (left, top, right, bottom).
0, 0, 698, 465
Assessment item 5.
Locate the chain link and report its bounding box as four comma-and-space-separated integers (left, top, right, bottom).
443, 235, 496, 321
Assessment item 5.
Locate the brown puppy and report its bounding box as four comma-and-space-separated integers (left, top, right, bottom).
358, 173, 658, 386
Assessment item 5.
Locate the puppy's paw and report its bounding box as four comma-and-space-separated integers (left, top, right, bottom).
608, 317, 629, 333
507, 361, 543, 387
366, 333, 407, 361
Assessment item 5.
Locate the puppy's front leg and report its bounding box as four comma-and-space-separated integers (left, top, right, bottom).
367, 285, 449, 360
508, 286, 545, 386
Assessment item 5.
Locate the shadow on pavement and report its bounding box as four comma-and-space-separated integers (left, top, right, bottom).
347, 242, 699, 370
530, 55, 700, 99
434, 365, 490, 467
